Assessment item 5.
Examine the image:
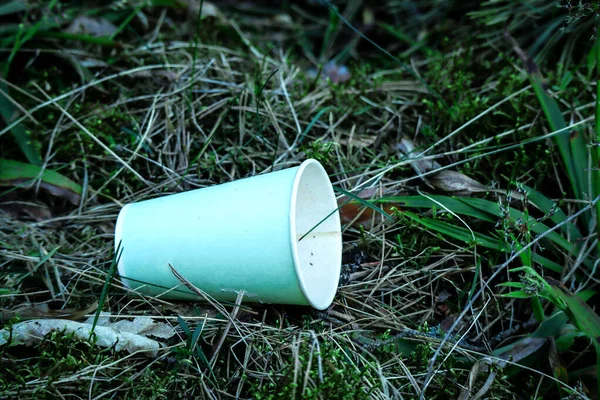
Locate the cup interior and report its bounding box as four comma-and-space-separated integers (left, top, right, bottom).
290, 159, 342, 310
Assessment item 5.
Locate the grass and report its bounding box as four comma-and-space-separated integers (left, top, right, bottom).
1, 0, 599, 398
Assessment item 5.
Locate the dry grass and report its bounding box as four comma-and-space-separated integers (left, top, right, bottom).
1, 1, 598, 399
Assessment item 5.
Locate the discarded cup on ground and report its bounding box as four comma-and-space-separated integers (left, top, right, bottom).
114, 159, 342, 310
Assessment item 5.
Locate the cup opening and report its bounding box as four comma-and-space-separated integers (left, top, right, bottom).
290, 159, 342, 310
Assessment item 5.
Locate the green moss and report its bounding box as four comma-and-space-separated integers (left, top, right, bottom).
248, 334, 373, 399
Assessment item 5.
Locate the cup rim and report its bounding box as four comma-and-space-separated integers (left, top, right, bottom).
288, 159, 342, 310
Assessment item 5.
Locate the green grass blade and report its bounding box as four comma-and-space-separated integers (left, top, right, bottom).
403, 211, 509, 251
546, 277, 600, 390
528, 18, 564, 58
0, 1, 27, 16
596, 342, 600, 396
526, 66, 590, 233
523, 184, 582, 240
0, 81, 41, 165
531, 253, 563, 273
577, 289, 597, 302
594, 32, 600, 256
388, 194, 577, 257
17, 246, 60, 284
177, 316, 191, 338
568, 127, 590, 204
507, 267, 600, 347
388, 196, 565, 272
298, 106, 335, 144
505, 28, 589, 208
377, 22, 436, 57
532, 311, 569, 339
318, 7, 339, 61
0, 158, 82, 204
548, 281, 600, 343
529, 74, 582, 200
500, 289, 533, 299
109, 1, 146, 40
458, 197, 575, 255
5, 0, 60, 72
378, 195, 496, 223
335, 187, 394, 222
503, 266, 600, 387
89, 243, 122, 340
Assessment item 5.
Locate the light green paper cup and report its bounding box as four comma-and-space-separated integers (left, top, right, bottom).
114, 159, 342, 310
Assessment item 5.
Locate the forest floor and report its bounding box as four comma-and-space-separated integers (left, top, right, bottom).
1, 1, 599, 399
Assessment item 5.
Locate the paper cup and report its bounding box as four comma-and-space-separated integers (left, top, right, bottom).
114, 159, 342, 310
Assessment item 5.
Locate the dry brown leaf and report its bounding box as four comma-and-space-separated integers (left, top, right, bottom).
459, 337, 546, 400
459, 357, 500, 400
397, 137, 520, 196
396, 136, 441, 176
337, 187, 400, 228
440, 314, 457, 333
338, 201, 399, 227
497, 336, 546, 364
428, 170, 489, 194
109, 317, 177, 340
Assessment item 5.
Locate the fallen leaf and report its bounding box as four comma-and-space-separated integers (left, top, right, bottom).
428, 170, 489, 194
337, 187, 400, 227
496, 336, 546, 364
107, 317, 176, 340
397, 137, 518, 196
459, 357, 495, 400
0, 158, 82, 204
0, 318, 163, 357
460, 336, 546, 400
544, 277, 600, 348
339, 201, 398, 226
65, 16, 117, 37
439, 314, 457, 333
0, 82, 41, 165
396, 136, 441, 176
83, 314, 177, 340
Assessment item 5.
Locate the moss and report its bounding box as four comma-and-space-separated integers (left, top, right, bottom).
248, 334, 373, 400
